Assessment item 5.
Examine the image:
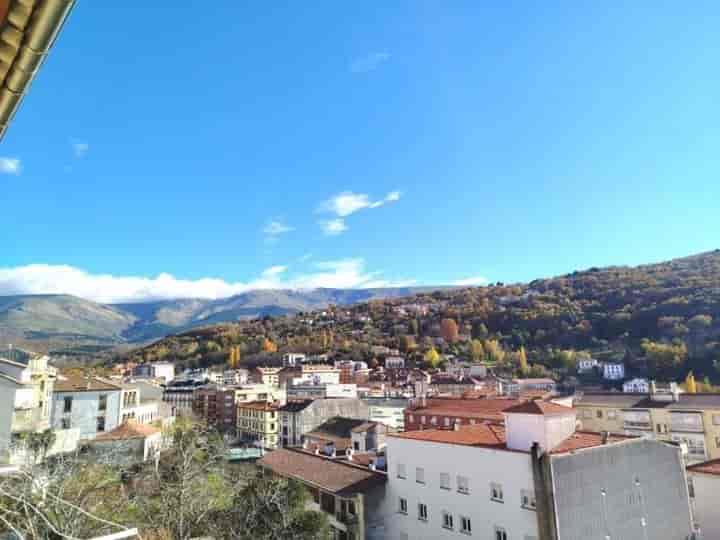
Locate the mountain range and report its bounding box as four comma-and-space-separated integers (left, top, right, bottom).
0, 287, 446, 356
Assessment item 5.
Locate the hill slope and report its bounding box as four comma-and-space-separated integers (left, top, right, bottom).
0, 287, 447, 355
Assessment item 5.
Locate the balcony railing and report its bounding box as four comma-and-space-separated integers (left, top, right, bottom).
623, 421, 652, 431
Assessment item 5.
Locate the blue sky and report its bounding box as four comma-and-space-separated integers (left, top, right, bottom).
2, 2, 719, 302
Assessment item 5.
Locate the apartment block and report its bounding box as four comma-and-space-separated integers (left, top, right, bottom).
278, 398, 369, 448
237, 400, 280, 449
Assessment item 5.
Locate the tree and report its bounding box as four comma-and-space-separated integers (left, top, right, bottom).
642, 339, 688, 377
262, 338, 278, 353
399, 335, 416, 353
483, 340, 506, 364
470, 340, 485, 362
209, 473, 328, 540
409, 318, 420, 336
440, 318, 459, 343
228, 345, 241, 368
424, 348, 441, 368
471, 320, 489, 340
518, 346, 529, 375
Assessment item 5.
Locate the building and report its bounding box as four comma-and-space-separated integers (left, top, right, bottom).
429, 375, 485, 396
0, 0, 76, 140
404, 398, 523, 431
304, 417, 373, 456
0, 351, 57, 463
51, 375, 122, 440
576, 357, 599, 373
259, 448, 387, 540
133, 361, 175, 382
287, 382, 358, 400
385, 357, 405, 370
687, 459, 720, 539
236, 400, 280, 449
232, 382, 285, 404
223, 369, 248, 385
575, 390, 720, 463
351, 422, 387, 453
446, 363, 488, 380
117, 382, 161, 425
279, 398, 369, 448
602, 362, 625, 380
193, 386, 238, 432
295, 364, 342, 386
88, 420, 163, 465
363, 397, 408, 431
283, 353, 307, 367
623, 377, 650, 393
162, 378, 207, 413
253, 366, 283, 387
386, 401, 694, 540
500, 378, 556, 396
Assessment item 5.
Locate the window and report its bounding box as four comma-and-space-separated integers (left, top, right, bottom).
416, 467, 425, 484
408, 414, 414, 422
61, 418, 71, 429
521, 489, 536, 510
418, 503, 428, 521
712, 414, 720, 426
420, 416, 426, 423
596, 410, 603, 419
97, 416, 106, 432
495, 526, 508, 540
583, 409, 592, 419
607, 410, 617, 419
397, 464, 406, 479
430, 416, 437, 425
399, 497, 408, 514
63, 396, 73, 413
442, 511, 454, 530
354, 441, 360, 451
99, 394, 107, 412
443, 417, 450, 426
490, 482, 504, 502
457, 475, 470, 494
715, 436, 720, 448
460, 516, 472, 535
440, 472, 451, 490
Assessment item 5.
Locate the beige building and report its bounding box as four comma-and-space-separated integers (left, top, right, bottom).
576, 390, 720, 463
237, 400, 280, 449
0, 350, 57, 463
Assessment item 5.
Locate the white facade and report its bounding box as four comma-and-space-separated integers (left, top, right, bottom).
503, 410, 576, 453
283, 353, 306, 367
602, 363, 625, 380
577, 358, 599, 373
386, 436, 539, 540
151, 362, 175, 382
689, 471, 720, 540
385, 357, 405, 370
623, 377, 649, 393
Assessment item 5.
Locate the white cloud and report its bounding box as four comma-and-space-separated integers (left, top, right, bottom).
320, 190, 401, 217
263, 219, 294, 236
0, 260, 415, 303
320, 219, 348, 236
0, 157, 21, 175
72, 141, 89, 158
350, 52, 390, 73
452, 276, 489, 286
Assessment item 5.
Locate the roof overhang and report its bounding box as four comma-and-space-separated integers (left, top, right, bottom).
0, 0, 75, 140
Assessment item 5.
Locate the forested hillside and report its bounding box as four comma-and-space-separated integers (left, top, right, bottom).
124, 250, 720, 383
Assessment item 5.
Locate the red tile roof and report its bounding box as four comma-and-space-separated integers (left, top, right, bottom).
390, 423, 633, 455
409, 398, 524, 421
94, 420, 160, 441
687, 459, 720, 476
502, 401, 574, 416
259, 448, 386, 494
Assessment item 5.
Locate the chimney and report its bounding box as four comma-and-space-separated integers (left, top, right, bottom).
346, 447, 354, 460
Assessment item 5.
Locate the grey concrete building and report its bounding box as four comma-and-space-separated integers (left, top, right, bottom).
279, 398, 369, 448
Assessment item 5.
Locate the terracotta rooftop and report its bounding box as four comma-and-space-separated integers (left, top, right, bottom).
687, 459, 720, 476
259, 448, 386, 495
55, 374, 121, 393
94, 420, 160, 441
410, 398, 525, 421
502, 400, 575, 416
237, 400, 280, 411
390, 423, 633, 455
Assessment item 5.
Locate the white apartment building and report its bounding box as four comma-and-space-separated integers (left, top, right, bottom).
282, 353, 307, 367
687, 459, 720, 540
602, 362, 625, 380
623, 377, 650, 393
576, 357, 599, 373
385, 401, 694, 540
385, 356, 405, 370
